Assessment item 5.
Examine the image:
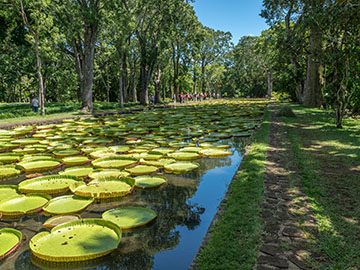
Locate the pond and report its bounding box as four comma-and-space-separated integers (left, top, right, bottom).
0, 100, 266, 270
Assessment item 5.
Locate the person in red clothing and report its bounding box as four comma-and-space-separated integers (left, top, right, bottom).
179, 93, 183, 103
185, 93, 189, 103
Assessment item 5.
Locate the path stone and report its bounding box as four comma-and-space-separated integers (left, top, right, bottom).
256, 108, 317, 270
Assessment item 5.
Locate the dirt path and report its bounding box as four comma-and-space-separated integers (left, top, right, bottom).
256, 112, 316, 270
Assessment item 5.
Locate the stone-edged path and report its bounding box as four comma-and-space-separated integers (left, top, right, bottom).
256, 111, 317, 270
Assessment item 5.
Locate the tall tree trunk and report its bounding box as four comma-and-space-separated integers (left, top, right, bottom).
201, 57, 206, 93
139, 63, 151, 105
267, 70, 273, 97
72, 39, 83, 102
304, 23, 323, 107
81, 24, 97, 112
122, 52, 128, 103
154, 66, 162, 104
119, 68, 124, 108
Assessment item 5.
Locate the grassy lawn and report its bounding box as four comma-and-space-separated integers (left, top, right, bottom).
282, 105, 360, 269
0, 101, 147, 125
194, 109, 271, 270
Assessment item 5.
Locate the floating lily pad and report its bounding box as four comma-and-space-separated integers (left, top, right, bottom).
53, 149, 81, 157
232, 132, 252, 137
134, 176, 167, 189
70, 178, 135, 199
0, 228, 22, 260
167, 152, 200, 160
125, 165, 158, 175
43, 215, 80, 229
19, 175, 81, 195
88, 169, 130, 180
199, 148, 232, 158
43, 195, 94, 215
179, 147, 203, 153
62, 156, 90, 166
0, 194, 50, 216
58, 167, 93, 178
11, 138, 40, 145
30, 219, 122, 262
0, 165, 21, 179
0, 153, 21, 164
140, 158, 176, 168
164, 162, 200, 173
102, 207, 157, 229
142, 151, 164, 160
92, 157, 138, 169
17, 159, 63, 172
0, 185, 19, 201
200, 143, 231, 149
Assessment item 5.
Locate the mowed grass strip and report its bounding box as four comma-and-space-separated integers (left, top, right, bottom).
195, 109, 271, 270
282, 105, 360, 269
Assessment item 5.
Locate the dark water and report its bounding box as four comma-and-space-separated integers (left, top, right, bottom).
0, 139, 248, 270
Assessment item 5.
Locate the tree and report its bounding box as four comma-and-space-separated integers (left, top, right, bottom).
54, 0, 104, 112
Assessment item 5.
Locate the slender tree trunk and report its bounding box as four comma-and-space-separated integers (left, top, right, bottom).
119, 68, 124, 108
81, 23, 97, 112
154, 66, 162, 104
72, 40, 83, 102
304, 23, 323, 107
34, 36, 45, 116
122, 53, 128, 103
267, 70, 273, 97
139, 63, 150, 105
201, 57, 206, 93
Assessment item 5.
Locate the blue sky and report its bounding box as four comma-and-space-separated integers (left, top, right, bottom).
191, 0, 268, 44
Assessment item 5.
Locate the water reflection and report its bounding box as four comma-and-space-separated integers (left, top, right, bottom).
1, 139, 247, 270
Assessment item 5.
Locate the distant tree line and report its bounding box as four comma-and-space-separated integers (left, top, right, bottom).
0, 0, 231, 114
223, 0, 359, 128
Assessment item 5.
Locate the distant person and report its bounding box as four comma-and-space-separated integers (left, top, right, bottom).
179, 93, 183, 104
31, 96, 39, 113
151, 94, 155, 105
172, 94, 176, 103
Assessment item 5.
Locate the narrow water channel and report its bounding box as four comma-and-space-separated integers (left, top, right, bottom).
0, 137, 249, 270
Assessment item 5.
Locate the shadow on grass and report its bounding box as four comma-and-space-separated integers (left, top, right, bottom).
282, 104, 360, 269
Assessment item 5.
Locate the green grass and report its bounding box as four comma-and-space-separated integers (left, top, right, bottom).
194, 109, 271, 270
281, 104, 360, 270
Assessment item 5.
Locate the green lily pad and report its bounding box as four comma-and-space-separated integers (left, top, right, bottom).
70, 178, 135, 199
134, 176, 167, 189
30, 219, 122, 262
179, 147, 203, 153
167, 151, 200, 160
11, 138, 40, 145
58, 167, 93, 178
0, 185, 19, 201
0, 165, 21, 179
43, 195, 94, 215
164, 162, 200, 174
199, 148, 232, 158
0, 193, 50, 216
102, 207, 157, 229
151, 148, 175, 154
88, 169, 130, 180
125, 165, 158, 175
0, 153, 21, 164
140, 158, 176, 168
62, 156, 90, 166
17, 159, 63, 172
53, 149, 81, 157
0, 228, 22, 260
92, 157, 138, 169
43, 215, 81, 229
142, 151, 164, 160
19, 175, 81, 195
232, 132, 252, 137
200, 143, 231, 149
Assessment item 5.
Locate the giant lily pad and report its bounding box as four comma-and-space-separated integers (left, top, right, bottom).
43, 215, 80, 229
19, 175, 81, 195
199, 148, 232, 158
0, 153, 21, 164
53, 149, 81, 157
134, 176, 167, 189
30, 219, 122, 262
0, 185, 19, 201
43, 195, 94, 215
0, 165, 21, 179
125, 165, 158, 175
88, 169, 130, 180
102, 207, 157, 229
17, 159, 63, 172
92, 157, 138, 169
62, 156, 90, 166
164, 162, 200, 174
70, 178, 135, 199
0, 228, 22, 260
0, 194, 50, 216
58, 167, 93, 178
167, 151, 200, 160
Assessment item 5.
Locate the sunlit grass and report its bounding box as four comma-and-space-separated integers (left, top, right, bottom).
195, 109, 271, 270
